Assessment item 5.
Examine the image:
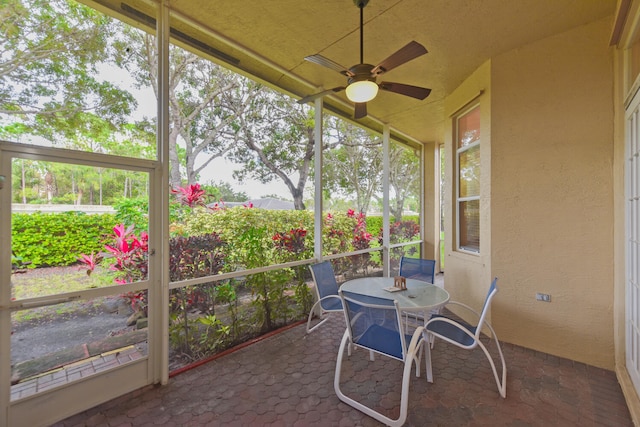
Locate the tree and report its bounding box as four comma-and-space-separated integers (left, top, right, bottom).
228, 88, 316, 210
204, 180, 249, 203
115, 30, 252, 189
323, 120, 383, 214
388, 143, 421, 221
0, 0, 136, 141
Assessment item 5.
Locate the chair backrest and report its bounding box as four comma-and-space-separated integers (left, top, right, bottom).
309, 261, 340, 311
399, 256, 436, 284
340, 290, 407, 361
475, 277, 499, 338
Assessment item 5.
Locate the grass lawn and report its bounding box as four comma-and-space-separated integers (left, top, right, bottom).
10, 265, 118, 323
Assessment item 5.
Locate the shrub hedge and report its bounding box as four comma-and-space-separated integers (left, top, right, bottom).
11, 208, 420, 269
11, 212, 118, 267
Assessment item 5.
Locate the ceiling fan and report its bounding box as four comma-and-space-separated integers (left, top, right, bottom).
298, 0, 431, 119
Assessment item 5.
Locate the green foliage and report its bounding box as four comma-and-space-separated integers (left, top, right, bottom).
167, 232, 227, 354
1, 0, 136, 143
366, 215, 383, 237
11, 212, 117, 267
365, 215, 419, 240
322, 212, 352, 256
113, 197, 148, 231
234, 226, 293, 332
183, 207, 315, 265
11, 159, 150, 206
215, 280, 242, 340
168, 233, 226, 283
11, 251, 31, 274
168, 309, 230, 359
204, 180, 249, 203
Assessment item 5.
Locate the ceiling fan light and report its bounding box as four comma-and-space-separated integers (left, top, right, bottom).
345, 80, 378, 103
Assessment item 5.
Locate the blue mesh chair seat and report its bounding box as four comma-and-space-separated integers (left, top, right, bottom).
334, 290, 429, 427
425, 277, 507, 398
306, 261, 344, 334
399, 256, 436, 284
427, 315, 477, 347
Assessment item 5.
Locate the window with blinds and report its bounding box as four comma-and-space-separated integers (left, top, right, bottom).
456, 105, 480, 253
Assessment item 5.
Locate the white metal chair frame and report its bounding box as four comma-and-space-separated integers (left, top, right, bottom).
424, 278, 507, 398
334, 290, 430, 427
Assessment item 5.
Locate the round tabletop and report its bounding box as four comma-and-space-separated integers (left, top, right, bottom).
341, 277, 449, 313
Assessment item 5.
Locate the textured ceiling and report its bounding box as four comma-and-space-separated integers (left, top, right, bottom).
100, 0, 617, 145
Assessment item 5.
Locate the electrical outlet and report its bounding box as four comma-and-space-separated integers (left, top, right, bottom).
536, 293, 551, 302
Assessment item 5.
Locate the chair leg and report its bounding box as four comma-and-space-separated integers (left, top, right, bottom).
478, 339, 507, 398
423, 335, 433, 383
334, 331, 419, 427
305, 300, 328, 335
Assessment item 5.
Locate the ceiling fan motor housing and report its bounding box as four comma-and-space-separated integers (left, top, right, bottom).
348, 63, 377, 85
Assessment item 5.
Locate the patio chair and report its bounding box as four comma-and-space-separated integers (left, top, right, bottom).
425, 277, 507, 398
399, 256, 438, 330
399, 256, 436, 284
334, 290, 429, 427
306, 261, 344, 334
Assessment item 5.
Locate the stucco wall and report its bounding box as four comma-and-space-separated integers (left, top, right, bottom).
489, 17, 614, 369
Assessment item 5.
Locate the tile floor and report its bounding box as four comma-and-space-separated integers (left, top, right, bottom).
54, 312, 633, 426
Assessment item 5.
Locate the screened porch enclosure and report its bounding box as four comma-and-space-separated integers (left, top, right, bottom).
1, 0, 637, 425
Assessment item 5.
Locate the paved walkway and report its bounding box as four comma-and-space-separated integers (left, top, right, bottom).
54, 312, 633, 426
11, 345, 145, 401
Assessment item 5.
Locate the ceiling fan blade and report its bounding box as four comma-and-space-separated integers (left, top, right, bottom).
297, 86, 346, 104
379, 82, 432, 100
371, 41, 428, 76
304, 54, 353, 77
354, 102, 367, 119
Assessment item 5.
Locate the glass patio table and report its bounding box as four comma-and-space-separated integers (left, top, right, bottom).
340, 277, 450, 316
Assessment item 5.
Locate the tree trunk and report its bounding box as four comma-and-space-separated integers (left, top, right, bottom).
169, 130, 182, 189
45, 171, 54, 204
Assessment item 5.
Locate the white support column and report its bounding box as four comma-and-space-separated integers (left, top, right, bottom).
155, 0, 171, 386
382, 125, 390, 276
314, 98, 324, 261
0, 146, 10, 425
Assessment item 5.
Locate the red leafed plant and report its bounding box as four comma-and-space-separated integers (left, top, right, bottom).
351, 211, 373, 251
79, 223, 149, 313
272, 228, 308, 255
171, 183, 209, 208
77, 253, 103, 276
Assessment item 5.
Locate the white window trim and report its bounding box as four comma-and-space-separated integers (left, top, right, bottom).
455, 105, 480, 254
